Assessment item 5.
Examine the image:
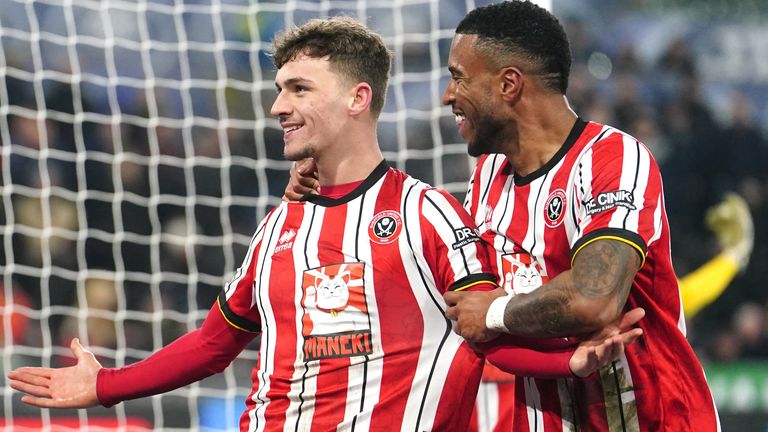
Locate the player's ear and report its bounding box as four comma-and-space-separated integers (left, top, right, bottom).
348, 82, 373, 116
499, 66, 523, 103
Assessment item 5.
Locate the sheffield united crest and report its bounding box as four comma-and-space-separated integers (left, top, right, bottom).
544, 189, 566, 228
368, 210, 402, 244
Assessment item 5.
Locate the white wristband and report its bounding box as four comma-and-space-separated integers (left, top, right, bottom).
485, 294, 511, 333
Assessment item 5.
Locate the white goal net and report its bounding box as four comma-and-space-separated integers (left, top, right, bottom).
0, 0, 494, 430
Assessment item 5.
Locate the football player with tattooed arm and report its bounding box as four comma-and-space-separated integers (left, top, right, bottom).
9, 16, 643, 432
288, 2, 722, 431
441, 2, 719, 431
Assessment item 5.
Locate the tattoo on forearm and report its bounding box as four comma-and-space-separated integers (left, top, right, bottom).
502, 240, 640, 337
502, 278, 582, 337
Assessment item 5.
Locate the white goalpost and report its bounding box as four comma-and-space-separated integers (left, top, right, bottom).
0, 0, 493, 430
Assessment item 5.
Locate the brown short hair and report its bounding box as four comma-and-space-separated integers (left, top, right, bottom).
272, 16, 392, 117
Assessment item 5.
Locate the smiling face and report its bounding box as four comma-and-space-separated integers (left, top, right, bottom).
315, 273, 351, 310
442, 34, 511, 157
271, 54, 351, 161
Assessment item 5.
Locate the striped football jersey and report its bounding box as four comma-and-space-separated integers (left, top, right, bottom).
220, 161, 496, 432
464, 119, 720, 431
469, 363, 516, 432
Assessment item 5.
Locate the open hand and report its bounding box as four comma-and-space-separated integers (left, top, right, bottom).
7, 338, 102, 409
569, 307, 645, 378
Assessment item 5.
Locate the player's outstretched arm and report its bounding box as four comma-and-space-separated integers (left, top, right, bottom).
283, 158, 319, 201
477, 307, 644, 379
10, 304, 256, 409
8, 338, 101, 409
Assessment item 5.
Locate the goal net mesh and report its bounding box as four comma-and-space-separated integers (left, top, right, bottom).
0, 0, 495, 430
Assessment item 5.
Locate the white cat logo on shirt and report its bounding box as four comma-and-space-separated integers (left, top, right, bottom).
305, 269, 365, 334
301, 262, 373, 361
501, 253, 548, 295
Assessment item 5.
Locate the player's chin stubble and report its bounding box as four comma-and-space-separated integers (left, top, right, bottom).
468, 114, 506, 157
284, 144, 313, 162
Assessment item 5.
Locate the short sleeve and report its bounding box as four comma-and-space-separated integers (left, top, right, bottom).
569, 132, 665, 267
419, 188, 497, 293
217, 217, 272, 333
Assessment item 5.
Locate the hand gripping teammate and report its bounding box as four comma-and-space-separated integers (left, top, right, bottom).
9, 16, 643, 432
440, 2, 719, 430
288, 2, 721, 431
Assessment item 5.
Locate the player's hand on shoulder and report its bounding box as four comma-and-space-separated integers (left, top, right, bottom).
7, 338, 102, 409
444, 288, 506, 343
283, 159, 319, 202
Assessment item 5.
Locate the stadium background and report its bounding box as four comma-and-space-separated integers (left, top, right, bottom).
1, 0, 767, 430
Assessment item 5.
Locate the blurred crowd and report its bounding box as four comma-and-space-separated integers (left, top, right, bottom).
1, 0, 767, 369
557, 5, 768, 362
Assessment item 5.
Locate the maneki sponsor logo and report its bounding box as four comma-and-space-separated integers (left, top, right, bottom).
301, 262, 373, 361
303, 331, 373, 361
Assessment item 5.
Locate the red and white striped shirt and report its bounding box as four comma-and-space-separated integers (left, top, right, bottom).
469, 364, 516, 432
221, 161, 496, 431
464, 119, 720, 431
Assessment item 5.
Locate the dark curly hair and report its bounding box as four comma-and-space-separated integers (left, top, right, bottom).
272, 16, 392, 116
456, 1, 572, 94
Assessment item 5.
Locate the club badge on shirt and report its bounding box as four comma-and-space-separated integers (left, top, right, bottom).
368, 210, 402, 244
301, 262, 373, 361
544, 189, 567, 228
